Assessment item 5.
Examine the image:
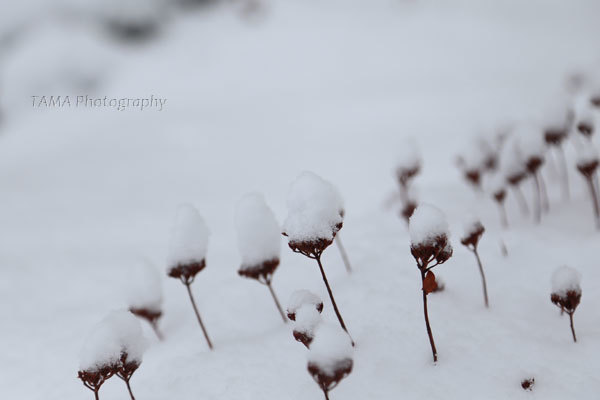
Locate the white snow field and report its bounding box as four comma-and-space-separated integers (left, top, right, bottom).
1, 0, 600, 399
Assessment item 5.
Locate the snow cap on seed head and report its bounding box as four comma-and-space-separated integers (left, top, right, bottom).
293, 305, 322, 336
515, 124, 546, 161
79, 310, 147, 371
307, 323, 354, 376
397, 138, 422, 172
287, 290, 323, 320
167, 204, 210, 269
409, 204, 450, 246
575, 139, 599, 167
235, 193, 281, 267
127, 260, 163, 312
551, 266, 581, 296
283, 172, 344, 242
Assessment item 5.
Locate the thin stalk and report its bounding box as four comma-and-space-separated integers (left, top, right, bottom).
266, 281, 287, 323
532, 173, 542, 224
150, 321, 163, 341
335, 235, 352, 273
420, 269, 437, 362
587, 177, 600, 229
512, 185, 529, 216
473, 248, 489, 308
557, 146, 570, 200
125, 380, 135, 400
94, 391, 99, 400
569, 312, 577, 343
539, 173, 549, 213
323, 388, 330, 400
315, 255, 353, 345
497, 202, 508, 228
184, 283, 214, 350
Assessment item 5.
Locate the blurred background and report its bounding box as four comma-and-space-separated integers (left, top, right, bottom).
1, 0, 600, 399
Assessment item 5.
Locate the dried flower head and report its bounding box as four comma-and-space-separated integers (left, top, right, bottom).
287, 290, 324, 321
409, 204, 453, 269
550, 266, 582, 342
521, 378, 535, 391
292, 305, 323, 348
460, 219, 485, 249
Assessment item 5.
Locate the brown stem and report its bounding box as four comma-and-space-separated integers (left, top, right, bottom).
315, 255, 354, 345
420, 269, 438, 362
512, 185, 529, 216
94, 390, 99, 400
473, 248, 489, 308
569, 312, 577, 343
323, 388, 330, 400
125, 379, 135, 400
266, 281, 287, 323
587, 177, 600, 230
497, 202, 508, 228
335, 235, 352, 273
532, 173, 542, 224
184, 282, 214, 350
539, 173, 549, 212
557, 146, 569, 200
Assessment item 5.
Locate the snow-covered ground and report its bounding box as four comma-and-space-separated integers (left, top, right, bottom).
1, 0, 600, 399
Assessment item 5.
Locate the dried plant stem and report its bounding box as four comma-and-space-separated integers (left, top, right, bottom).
123, 379, 135, 400
532, 173, 542, 224
322, 388, 330, 400
315, 255, 354, 345
497, 203, 508, 228
184, 282, 214, 350
499, 240, 508, 257
420, 269, 437, 362
512, 185, 529, 215
539, 173, 549, 212
335, 235, 352, 273
557, 146, 570, 200
586, 177, 600, 229
473, 248, 489, 308
266, 281, 287, 323
150, 321, 163, 341
569, 312, 577, 343
94, 391, 100, 400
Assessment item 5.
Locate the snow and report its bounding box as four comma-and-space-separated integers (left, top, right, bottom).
515, 125, 546, 160
574, 139, 599, 166
307, 323, 353, 376
79, 310, 147, 371
234, 193, 281, 268
2, 1, 600, 399
167, 204, 210, 269
126, 261, 163, 313
551, 266, 582, 296
396, 138, 421, 172
283, 171, 344, 242
287, 289, 323, 317
293, 304, 322, 336
409, 204, 450, 245
463, 215, 483, 238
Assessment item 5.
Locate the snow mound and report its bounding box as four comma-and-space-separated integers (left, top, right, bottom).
167, 204, 210, 269
409, 204, 450, 246
127, 261, 163, 312
551, 266, 582, 296
235, 193, 281, 268
515, 125, 546, 160
283, 171, 344, 242
307, 323, 354, 376
575, 139, 599, 166
79, 310, 147, 371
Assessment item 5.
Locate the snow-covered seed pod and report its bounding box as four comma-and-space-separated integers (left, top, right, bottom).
307, 324, 354, 400
400, 199, 418, 225
127, 261, 164, 340
292, 305, 323, 348
287, 290, 324, 321
395, 139, 422, 193
550, 266, 582, 342
283, 172, 352, 341
166, 204, 213, 349
461, 218, 489, 307
235, 193, 286, 322
521, 378, 535, 391
489, 173, 508, 228
78, 311, 147, 400
409, 204, 453, 362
